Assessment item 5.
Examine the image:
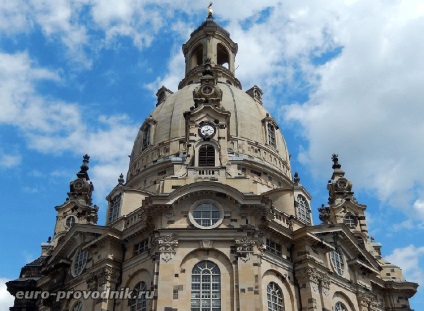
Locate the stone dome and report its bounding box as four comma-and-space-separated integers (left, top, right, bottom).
127, 82, 292, 184
126, 16, 292, 191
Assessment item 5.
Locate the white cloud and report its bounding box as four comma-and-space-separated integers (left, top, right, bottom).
0, 278, 14, 311
279, 0, 424, 215
386, 245, 424, 284
0, 51, 137, 203
0, 153, 21, 168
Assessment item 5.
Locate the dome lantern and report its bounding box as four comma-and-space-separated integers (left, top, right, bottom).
179, 12, 241, 89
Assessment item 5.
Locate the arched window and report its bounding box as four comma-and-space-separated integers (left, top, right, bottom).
65, 215, 76, 228
191, 44, 203, 69
71, 301, 83, 311
191, 261, 220, 311
217, 43, 229, 69
335, 301, 348, 311
130, 281, 148, 311
267, 282, 284, 311
198, 144, 215, 166
330, 249, 345, 276
296, 195, 311, 225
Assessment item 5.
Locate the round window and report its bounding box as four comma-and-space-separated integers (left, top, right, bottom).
189, 200, 224, 229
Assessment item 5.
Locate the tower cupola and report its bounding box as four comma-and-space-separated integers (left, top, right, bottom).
179, 7, 241, 89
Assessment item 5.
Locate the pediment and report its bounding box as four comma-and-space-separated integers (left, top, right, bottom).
309, 225, 380, 272
47, 225, 119, 266
332, 198, 367, 214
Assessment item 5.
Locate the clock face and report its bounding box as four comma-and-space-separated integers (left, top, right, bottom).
199, 124, 215, 138
202, 86, 213, 95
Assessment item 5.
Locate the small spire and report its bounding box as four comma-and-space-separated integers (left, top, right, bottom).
331, 154, 341, 169
118, 173, 125, 185
208, 2, 213, 18
77, 154, 90, 179
293, 172, 300, 184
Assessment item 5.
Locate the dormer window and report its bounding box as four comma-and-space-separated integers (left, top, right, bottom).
142, 125, 151, 149
262, 114, 279, 148
108, 194, 121, 224
267, 123, 276, 147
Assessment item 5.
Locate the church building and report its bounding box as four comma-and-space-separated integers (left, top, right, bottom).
7, 8, 418, 311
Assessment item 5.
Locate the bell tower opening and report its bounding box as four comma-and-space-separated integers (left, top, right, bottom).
191, 44, 204, 70
217, 43, 229, 69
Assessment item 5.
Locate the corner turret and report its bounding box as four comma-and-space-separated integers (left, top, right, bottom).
51, 155, 98, 247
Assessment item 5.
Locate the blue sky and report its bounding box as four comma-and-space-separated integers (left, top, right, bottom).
1, 0, 424, 309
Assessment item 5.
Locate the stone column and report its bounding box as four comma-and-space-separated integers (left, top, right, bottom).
235, 237, 259, 311
151, 235, 179, 310
296, 267, 323, 311
318, 273, 331, 311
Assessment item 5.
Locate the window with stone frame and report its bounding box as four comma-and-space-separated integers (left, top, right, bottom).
134, 239, 149, 256
266, 238, 282, 256
267, 282, 285, 311
72, 248, 88, 276
142, 125, 151, 149
65, 215, 76, 228
296, 195, 311, 225
330, 249, 345, 276
267, 123, 276, 147
344, 214, 356, 228
191, 260, 220, 311
192, 203, 220, 227
130, 281, 148, 311
334, 301, 348, 311
198, 144, 215, 166
108, 194, 121, 224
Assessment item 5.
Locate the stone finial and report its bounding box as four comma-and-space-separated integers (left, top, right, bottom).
77, 154, 90, 179
331, 154, 341, 169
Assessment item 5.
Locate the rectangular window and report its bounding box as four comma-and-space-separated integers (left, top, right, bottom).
266, 238, 282, 256
134, 239, 149, 256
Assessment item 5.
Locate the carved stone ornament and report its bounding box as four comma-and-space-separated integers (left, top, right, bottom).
318, 205, 331, 223
152, 235, 178, 262
358, 293, 373, 311
235, 237, 256, 262
86, 273, 98, 291
97, 266, 120, 286
319, 273, 330, 296
296, 267, 321, 288
370, 300, 384, 311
